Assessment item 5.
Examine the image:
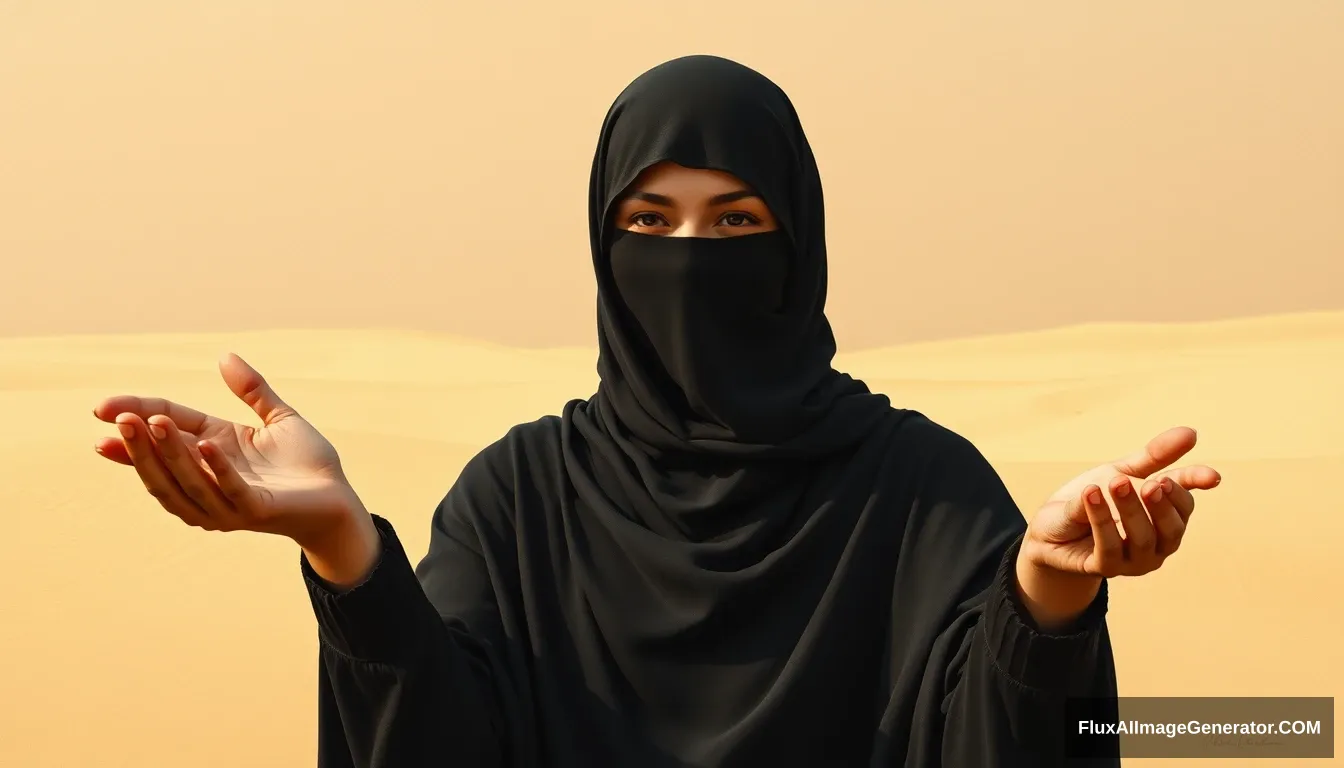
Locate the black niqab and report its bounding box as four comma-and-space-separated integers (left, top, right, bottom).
566, 55, 906, 543
581, 54, 895, 454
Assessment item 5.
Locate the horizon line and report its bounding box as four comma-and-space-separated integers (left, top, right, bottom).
1, 308, 1341, 353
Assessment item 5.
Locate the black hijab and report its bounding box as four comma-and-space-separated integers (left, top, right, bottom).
564, 55, 904, 541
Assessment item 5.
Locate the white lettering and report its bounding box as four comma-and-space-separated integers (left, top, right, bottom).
1078, 719, 1322, 739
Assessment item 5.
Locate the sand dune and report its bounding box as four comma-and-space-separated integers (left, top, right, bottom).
3, 312, 1340, 766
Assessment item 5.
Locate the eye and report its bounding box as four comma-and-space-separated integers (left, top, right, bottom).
630, 212, 669, 228
718, 212, 761, 227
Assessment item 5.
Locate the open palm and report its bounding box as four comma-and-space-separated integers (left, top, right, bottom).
93, 353, 356, 541
1024, 427, 1222, 578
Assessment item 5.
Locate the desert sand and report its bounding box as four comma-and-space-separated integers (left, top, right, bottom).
2, 311, 1340, 766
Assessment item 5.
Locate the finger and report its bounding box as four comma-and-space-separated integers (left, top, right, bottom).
146, 415, 236, 520
96, 422, 203, 466
197, 439, 263, 511
115, 413, 211, 528
219, 353, 296, 425
1082, 485, 1124, 575
1142, 477, 1186, 556
1153, 475, 1193, 523
1111, 426, 1198, 479
1109, 474, 1156, 559
94, 397, 211, 434
94, 437, 132, 465
1160, 464, 1221, 494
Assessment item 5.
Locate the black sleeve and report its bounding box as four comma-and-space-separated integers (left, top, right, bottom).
302, 511, 507, 768
897, 423, 1120, 767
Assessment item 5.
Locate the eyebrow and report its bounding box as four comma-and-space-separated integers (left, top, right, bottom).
626, 189, 761, 206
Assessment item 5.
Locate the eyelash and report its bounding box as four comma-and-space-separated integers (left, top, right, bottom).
630, 213, 667, 228
629, 211, 761, 228
719, 212, 760, 227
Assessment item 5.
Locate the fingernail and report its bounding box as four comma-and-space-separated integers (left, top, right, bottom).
1150, 486, 1164, 503
149, 424, 166, 440
117, 423, 134, 438
94, 446, 105, 455
1160, 478, 1173, 493
1087, 488, 1103, 506
1113, 481, 1130, 498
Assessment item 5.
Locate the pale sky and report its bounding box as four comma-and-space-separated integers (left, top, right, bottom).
3, 1, 1341, 349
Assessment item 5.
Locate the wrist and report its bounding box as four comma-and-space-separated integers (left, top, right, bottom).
1014, 550, 1102, 632
297, 492, 381, 589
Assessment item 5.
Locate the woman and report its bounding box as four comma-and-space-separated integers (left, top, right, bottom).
93, 56, 1220, 766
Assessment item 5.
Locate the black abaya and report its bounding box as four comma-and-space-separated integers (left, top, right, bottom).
304, 55, 1120, 767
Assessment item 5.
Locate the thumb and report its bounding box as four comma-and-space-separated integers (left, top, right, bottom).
219, 353, 295, 425
1111, 426, 1197, 478
1061, 494, 1090, 528
1033, 497, 1091, 543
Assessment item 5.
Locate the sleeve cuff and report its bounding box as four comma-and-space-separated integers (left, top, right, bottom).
983, 534, 1109, 693
301, 514, 439, 663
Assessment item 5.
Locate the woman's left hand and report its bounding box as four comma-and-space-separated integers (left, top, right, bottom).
1015, 426, 1222, 628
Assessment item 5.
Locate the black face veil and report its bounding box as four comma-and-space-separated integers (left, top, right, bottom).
579, 55, 893, 459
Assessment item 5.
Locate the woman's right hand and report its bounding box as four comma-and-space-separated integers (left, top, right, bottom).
93, 353, 380, 586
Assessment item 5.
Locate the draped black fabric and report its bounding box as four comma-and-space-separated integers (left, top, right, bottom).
306, 54, 1119, 768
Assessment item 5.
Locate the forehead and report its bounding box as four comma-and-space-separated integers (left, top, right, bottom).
622, 162, 754, 197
